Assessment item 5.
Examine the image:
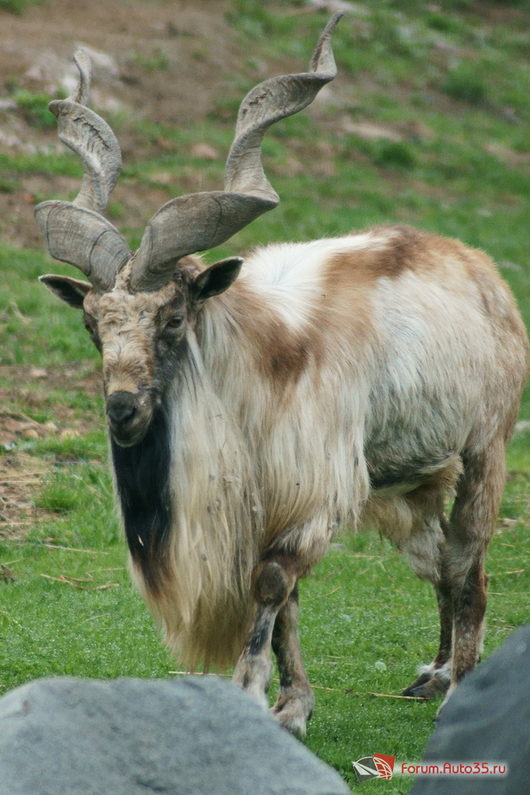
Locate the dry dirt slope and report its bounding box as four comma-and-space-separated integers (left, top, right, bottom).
0, 0, 278, 249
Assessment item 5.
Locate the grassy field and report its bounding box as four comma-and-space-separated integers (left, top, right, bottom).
1, 1, 529, 791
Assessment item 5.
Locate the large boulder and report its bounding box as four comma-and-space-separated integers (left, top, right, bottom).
413, 624, 530, 794
0, 675, 349, 794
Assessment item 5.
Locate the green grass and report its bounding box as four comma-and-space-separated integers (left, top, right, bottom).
130, 48, 170, 72
0, 0, 40, 13
1, 2, 529, 792
13, 90, 57, 129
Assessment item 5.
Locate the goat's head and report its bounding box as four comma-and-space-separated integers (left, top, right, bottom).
36, 16, 341, 446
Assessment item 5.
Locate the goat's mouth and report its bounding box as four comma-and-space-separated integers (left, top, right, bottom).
110, 424, 149, 448
106, 390, 153, 448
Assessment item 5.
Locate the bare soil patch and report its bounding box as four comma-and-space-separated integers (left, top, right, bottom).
0, 361, 102, 436
0, 362, 104, 538
0, 0, 241, 248
0, 0, 236, 121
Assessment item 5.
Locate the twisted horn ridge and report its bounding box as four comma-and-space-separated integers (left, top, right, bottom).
35, 202, 131, 284
130, 13, 342, 292
34, 48, 130, 290
54, 48, 122, 214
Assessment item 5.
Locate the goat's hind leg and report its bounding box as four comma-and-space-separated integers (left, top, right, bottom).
442, 442, 506, 703
402, 553, 453, 699
398, 490, 454, 699
402, 442, 506, 705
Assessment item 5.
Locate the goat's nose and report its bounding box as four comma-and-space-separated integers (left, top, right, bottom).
106, 391, 138, 427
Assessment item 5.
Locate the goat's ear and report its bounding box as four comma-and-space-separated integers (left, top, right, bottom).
39, 274, 92, 309
192, 257, 243, 304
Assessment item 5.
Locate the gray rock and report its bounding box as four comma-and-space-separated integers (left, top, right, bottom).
412, 624, 530, 794
0, 675, 349, 795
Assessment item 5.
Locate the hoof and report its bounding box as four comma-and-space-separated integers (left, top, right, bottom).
402, 671, 432, 698
402, 671, 450, 700
271, 689, 314, 738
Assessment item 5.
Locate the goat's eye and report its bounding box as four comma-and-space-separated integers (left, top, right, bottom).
83, 317, 101, 350
165, 316, 184, 330
84, 316, 96, 336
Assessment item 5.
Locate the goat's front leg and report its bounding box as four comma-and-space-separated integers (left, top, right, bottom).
271, 583, 314, 737
233, 557, 296, 712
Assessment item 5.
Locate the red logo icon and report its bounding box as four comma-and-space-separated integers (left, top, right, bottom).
374, 754, 397, 780
352, 753, 397, 782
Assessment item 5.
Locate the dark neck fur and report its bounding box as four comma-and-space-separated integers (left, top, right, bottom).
111, 406, 171, 592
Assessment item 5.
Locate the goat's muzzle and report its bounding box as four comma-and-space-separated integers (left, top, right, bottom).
106, 390, 150, 447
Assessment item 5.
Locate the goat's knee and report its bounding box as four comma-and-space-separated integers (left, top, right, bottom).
253, 559, 293, 608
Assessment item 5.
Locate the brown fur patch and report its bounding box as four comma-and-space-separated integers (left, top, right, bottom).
222, 283, 322, 390
322, 225, 428, 287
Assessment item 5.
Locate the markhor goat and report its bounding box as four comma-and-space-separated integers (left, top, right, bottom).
36, 17, 528, 736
